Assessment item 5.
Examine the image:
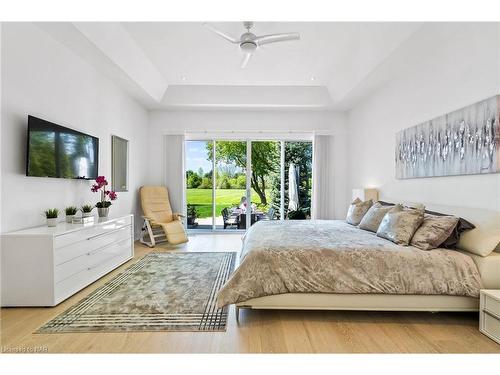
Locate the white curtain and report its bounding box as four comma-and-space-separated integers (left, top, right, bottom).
163, 134, 185, 215
312, 134, 335, 219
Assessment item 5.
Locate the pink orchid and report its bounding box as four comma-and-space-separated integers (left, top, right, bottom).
91, 176, 117, 208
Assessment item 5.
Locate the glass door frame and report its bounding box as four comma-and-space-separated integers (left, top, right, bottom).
184, 134, 313, 233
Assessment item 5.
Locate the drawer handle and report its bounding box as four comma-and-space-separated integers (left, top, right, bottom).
484, 308, 500, 320
86, 226, 130, 241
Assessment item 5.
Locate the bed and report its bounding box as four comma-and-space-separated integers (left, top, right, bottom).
216, 202, 500, 321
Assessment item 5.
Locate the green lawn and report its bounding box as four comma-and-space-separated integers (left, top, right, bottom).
187, 188, 270, 218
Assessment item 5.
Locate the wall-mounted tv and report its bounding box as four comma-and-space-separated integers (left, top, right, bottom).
26, 116, 99, 179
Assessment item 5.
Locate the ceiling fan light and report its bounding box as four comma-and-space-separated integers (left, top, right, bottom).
240, 41, 257, 52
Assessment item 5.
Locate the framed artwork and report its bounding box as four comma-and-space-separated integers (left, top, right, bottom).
396, 96, 500, 179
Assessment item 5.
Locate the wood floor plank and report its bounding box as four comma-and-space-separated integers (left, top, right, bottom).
1, 234, 499, 353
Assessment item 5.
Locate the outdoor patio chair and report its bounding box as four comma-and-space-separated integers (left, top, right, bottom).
222, 207, 238, 229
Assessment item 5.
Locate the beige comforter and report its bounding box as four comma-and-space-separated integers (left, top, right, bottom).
216, 220, 482, 307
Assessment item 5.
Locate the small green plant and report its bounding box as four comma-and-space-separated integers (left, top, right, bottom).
44, 208, 59, 219
187, 204, 198, 219
80, 204, 94, 213
64, 206, 78, 215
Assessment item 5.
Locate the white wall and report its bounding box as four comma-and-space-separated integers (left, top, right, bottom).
1, 23, 150, 235
148, 110, 349, 219
347, 23, 500, 212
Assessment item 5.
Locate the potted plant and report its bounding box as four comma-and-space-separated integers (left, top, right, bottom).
91, 176, 117, 218
44, 208, 59, 227
187, 204, 198, 225
287, 210, 306, 220
64, 206, 78, 223
81, 204, 94, 218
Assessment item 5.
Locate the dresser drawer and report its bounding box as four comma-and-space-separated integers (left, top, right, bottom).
54, 243, 133, 304
484, 295, 500, 316
54, 216, 132, 249
483, 313, 500, 342
55, 237, 132, 283
54, 225, 131, 266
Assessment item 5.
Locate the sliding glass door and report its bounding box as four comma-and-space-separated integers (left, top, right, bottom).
185, 140, 213, 229
185, 138, 313, 231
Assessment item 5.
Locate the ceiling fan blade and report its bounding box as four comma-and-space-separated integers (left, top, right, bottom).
254, 32, 300, 46
240, 52, 253, 69
203, 22, 240, 44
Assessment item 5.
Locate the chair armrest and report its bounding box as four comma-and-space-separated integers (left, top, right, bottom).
173, 213, 186, 221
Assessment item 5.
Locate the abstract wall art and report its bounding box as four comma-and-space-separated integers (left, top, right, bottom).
395, 96, 500, 179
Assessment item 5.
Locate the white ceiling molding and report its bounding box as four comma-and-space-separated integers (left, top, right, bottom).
72, 22, 167, 103
161, 85, 332, 109
36, 22, 429, 111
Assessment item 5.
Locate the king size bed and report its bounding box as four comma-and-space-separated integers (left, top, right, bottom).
216, 202, 500, 321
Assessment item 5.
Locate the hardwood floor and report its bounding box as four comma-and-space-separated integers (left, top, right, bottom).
1, 233, 499, 353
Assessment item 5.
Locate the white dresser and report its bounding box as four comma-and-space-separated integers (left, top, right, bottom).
479, 290, 500, 344
1, 214, 134, 307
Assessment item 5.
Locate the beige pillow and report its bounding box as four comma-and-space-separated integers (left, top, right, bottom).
358, 202, 394, 232
410, 214, 459, 250
457, 222, 500, 257
346, 198, 373, 226
377, 204, 424, 245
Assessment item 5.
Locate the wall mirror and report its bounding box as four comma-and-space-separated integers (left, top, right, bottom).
111, 135, 129, 192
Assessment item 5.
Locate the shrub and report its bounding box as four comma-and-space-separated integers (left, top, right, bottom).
288, 210, 306, 220
187, 173, 202, 188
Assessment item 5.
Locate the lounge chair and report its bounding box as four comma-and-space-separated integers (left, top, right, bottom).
139, 186, 188, 247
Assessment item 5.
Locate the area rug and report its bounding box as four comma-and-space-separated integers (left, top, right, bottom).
37, 252, 236, 333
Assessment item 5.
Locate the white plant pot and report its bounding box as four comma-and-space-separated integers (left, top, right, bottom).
82, 212, 93, 218
65, 215, 75, 223
46, 218, 58, 227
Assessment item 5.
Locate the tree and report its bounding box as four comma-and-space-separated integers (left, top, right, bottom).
270, 142, 313, 218
197, 167, 204, 177
207, 141, 279, 205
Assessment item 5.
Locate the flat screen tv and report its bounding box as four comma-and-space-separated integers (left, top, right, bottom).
26, 116, 99, 179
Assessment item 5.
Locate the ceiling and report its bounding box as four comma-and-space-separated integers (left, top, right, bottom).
37, 22, 423, 110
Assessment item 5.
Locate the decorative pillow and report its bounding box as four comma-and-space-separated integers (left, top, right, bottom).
457, 223, 500, 257
410, 214, 459, 250
376, 205, 424, 245
358, 202, 394, 232
379, 202, 475, 248
424, 209, 475, 248
346, 198, 373, 226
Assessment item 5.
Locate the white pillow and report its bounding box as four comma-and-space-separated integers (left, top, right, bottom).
457, 221, 500, 257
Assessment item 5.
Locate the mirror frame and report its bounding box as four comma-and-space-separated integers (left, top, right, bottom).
111, 135, 129, 192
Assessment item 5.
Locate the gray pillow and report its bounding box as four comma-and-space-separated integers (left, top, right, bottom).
346, 198, 373, 226
376, 205, 424, 245
410, 214, 459, 250
358, 202, 394, 232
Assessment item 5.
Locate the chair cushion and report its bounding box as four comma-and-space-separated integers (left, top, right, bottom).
140, 186, 174, 223
159, 220, 188, 245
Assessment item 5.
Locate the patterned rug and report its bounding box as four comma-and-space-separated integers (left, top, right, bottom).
38, 252, 236, 333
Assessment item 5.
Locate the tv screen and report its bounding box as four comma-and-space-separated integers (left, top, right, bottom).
26, 116, 99, 179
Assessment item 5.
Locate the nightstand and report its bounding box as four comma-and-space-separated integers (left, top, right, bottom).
479, 290, 500, 344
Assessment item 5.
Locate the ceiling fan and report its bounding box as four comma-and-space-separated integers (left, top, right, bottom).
203, 21, 300, 68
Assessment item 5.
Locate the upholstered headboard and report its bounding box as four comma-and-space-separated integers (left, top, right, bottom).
382, 199, 500, 253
